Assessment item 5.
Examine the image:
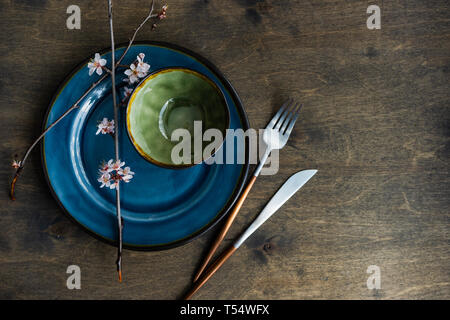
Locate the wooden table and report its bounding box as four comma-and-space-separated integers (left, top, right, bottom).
0, 0, 449, 299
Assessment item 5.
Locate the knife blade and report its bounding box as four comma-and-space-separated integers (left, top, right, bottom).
234, 169, 317, 248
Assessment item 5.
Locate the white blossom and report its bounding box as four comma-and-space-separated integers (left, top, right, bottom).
109, 180, 119, 190
98, 172, 111, 188
97, 159, 134, 189
124, 53, 150, 84
88, 53, 107, 76
99, 159, 114, 174
124, 64, 141, 84
123, 86, 133, 99
96, 118, 115, 135
111, 160, 125, 171
119, 166, 135, 183
136, 53, 150, 73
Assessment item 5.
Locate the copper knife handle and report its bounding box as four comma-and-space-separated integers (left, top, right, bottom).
184, 245, 237, 300
193, 175, 257, 282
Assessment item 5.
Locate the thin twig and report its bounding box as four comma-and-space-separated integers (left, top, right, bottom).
108, 0, 123, 283
115, 0, 157, 67
102, 65, 112, 74
10, 73, 107, 199
10, 0, 161, 200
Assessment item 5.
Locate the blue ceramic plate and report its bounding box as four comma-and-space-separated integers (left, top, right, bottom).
42, 41, 249, 250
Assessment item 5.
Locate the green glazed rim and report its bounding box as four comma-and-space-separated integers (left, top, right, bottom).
126, 67, 230, 169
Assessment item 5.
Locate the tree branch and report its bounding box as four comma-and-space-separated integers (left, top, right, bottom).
10, 73, 108, 200
108, 0, 123, 283
10, 0, 162, 200
115, 0, 157, 67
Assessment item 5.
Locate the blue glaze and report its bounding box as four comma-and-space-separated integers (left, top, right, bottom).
43, 43, 249, 249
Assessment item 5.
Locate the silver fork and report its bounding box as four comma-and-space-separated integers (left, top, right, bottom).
193, 99, 302, 282
254, 98, 302, 176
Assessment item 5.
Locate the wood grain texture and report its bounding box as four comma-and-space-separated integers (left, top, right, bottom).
0, 0, 449, 299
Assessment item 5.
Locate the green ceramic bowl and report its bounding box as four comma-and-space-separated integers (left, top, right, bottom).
126, 68, 230, 168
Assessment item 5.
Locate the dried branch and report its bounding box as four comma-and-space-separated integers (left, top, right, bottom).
107, 0, 123, 283
10, 0, 164, 200
115, 0, 157, 67
10, 73, 107, 199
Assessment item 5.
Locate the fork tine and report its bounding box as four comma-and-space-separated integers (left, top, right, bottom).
275, 101, 296, 130
279, 102, 300, 132
266, 98, 293, 129
283, 104, 302, 136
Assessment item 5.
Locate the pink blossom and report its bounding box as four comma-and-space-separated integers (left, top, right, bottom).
158, 4, 168, 20
12, 160, 21, 169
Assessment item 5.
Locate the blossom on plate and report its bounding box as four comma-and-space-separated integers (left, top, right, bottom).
124, 54, 150, 84
96, 118, 115, 135
124, 64, 141, 84
118, 166, 135, 183
88, 53, 107, 76
111, 160, 125, 171
98, 172, 111, 188
99, 159, 114, 174
109, 179, 120, 190
136, 53, 150, 73
123, 86, 133, 99
97, 159, 134, 189
12, 160, 21, 169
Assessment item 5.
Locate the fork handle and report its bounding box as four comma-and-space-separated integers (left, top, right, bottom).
193, 175, 257, 282
253, 147, 271, 177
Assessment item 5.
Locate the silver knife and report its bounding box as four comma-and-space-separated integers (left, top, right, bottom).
234, 169, 317, 248
183, 169, 318, 299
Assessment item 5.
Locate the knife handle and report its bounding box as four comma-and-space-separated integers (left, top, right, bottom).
193, 175, 257, 282
184, 245, 237, 300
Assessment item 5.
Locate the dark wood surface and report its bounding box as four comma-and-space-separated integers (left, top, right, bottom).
0, 0, 449, 299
